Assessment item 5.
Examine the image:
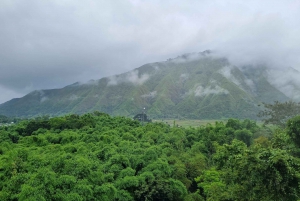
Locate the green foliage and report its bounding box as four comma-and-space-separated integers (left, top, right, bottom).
0, 114, 21, 124
211, 140, 300, 200
234, 129, 253, 146
0, 112, 299, 200
195, 168, 227, 201
258, 101, 300, 128
287, 116, 300, 147
0, 57, 290, 119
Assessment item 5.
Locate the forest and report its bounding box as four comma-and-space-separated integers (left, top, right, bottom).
1, 109, 300, 201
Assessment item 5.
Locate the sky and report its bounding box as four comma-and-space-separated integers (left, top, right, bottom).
1, 0, 300, 104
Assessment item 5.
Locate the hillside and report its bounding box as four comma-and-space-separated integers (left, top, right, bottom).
0, 51, 298, 119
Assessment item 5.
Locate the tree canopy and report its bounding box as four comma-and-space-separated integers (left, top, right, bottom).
0, 112, 300, 200
258, 101, 300, 127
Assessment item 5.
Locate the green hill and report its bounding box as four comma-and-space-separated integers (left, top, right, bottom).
0, 51, 297, 119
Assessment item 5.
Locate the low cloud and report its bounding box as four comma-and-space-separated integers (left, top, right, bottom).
219, 66, 256, 92
107, 70, 150, 86
244, 78, 255, 92
40, 97, 48, 102
74, 80, 99, 86
166, 51, 215, 64
1, 0, 300, 103
37, 90, 49, 103
152, 65, 160, 71
69, 94, 79, 101
194, 84, 229, 97
141, 91, 157, 98
267, 68, 300, 100
179, 73, 189, 82
219, 66, 240, 86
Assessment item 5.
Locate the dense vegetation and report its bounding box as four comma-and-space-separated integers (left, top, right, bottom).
258, 101, 300, 128
0, 115, 20, 124
1, 111, 300, 200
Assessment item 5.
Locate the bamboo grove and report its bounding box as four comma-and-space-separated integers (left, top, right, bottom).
1, 112, 300, 200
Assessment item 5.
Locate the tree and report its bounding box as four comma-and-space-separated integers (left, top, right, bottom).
286, 115, 300, 154
195, 168, 227, 201
211, 140, 300, 200
234, 129, 253, 146
258, 101, 300, 128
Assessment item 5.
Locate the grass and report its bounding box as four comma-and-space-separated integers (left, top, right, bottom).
152, 119, 226, 128
153, 119, 267, 128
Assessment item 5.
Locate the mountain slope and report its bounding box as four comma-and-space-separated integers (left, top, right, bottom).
0, 52, 297, 119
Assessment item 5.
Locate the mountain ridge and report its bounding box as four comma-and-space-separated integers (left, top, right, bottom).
0, 51, 298, 119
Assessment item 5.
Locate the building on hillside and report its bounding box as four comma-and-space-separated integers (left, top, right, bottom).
133, 113, 152, 123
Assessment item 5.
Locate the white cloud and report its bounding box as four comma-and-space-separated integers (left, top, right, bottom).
194, 84, 229, 97
168, 53, 207, 63
244, 78, 255, 91
1, 0, 300, 103
37, 90, 49, 103
69, 94, 79, 101
40, 96, 49, 103
107, 70, 150, 86
267, 68, 300, 100
179, 73, 189, 81
218, 66, 257, 92
219, 66, 240, 86
150, 64, 160, 71
141, 91, 157, 98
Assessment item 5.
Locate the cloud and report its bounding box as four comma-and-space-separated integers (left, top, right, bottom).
150, 64, 160, 72
194, 84, 229, 97
107, 70, 150, 86
205, 12, 300, 69
219, 66, 240, 86
0, 85, 23, 104
179, 73, 189, 82
0, 0, 300, 103
35, 90, 49, 103
267, 68, 300, 100
219, 66, 256, 92
69, 94, 79, 101
141, 91, 157, 98
40, 96, 49, 103
168, 53, 208, 63
244, 78, 255, 92
75, 79, 99, 86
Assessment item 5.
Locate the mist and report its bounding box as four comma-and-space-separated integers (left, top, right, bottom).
1, 0, 300, 103
107, 70, 150, 86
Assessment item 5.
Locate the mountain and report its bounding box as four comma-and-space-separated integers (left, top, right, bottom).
0, 51, 299, 119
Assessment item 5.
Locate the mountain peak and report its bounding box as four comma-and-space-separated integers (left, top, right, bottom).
0, 53, 298, 119
167, 50, 212, 62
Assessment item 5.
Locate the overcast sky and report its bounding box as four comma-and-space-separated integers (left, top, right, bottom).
1, 0, 300, 104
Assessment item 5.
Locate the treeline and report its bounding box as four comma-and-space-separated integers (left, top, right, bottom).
0, 111, 300, 200
0, 115, 21, 124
